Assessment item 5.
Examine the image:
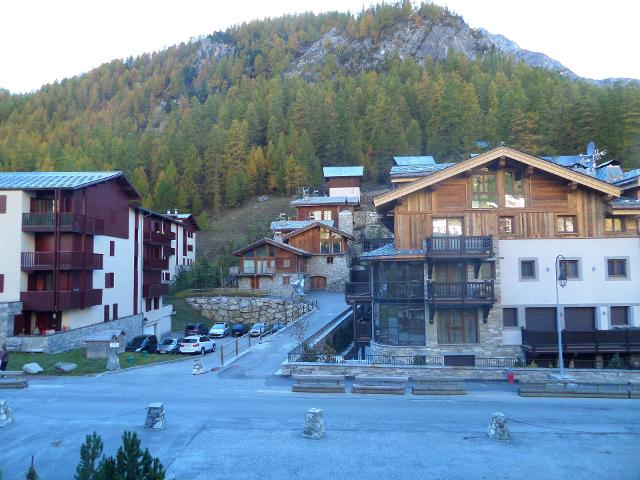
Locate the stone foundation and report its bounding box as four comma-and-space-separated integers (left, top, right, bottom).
186, 296, 314, 324
305, 255, 348, 292
0, 301, 22, 347
238, 274, 303, 296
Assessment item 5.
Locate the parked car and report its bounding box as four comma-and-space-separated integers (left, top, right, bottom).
184, 323, 208, 337
209, 322, 230, 338
179, 335, 216, 355
157, 337, 181, 354
125, 335, 158, 353
271, 322, 287, 333
231, 323, 249, 337
249, 323, 267, 337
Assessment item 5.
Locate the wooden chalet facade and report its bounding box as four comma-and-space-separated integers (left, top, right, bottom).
349, 146, 640, 367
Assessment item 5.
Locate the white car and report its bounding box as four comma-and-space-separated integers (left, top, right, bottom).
179, 335, 216, 355
209, 322, 230, 338
249, 323, 267, 337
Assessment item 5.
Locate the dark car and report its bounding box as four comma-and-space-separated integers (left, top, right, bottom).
271, 322, 287, 333
157, 337, 181, 354
125, 335, 158, 353
231, 323, 249, 337
184, 323, 208, 337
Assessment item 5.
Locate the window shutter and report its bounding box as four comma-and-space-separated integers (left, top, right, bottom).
0, 195, 6, 214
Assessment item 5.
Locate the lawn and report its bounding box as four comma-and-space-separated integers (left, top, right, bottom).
8, 349, 184, 376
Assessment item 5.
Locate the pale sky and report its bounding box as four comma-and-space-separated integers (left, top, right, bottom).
1, 0, 638, 93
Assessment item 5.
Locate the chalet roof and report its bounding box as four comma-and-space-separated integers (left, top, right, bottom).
359, 243, 424, 259
596, 165, 624, 183
0, 171, 140, 199
323, 166, 364, 178
290, 196, 360, 207
164, 212, 201, 231
612, 168, 640, 186
270, 220, 334, 231
393, 156, 436, 166
608, 197, 640, 209
282, 221, 357, 241
389, 163, 453, 178
374, 146, 621, 208
232, 237, 312, 257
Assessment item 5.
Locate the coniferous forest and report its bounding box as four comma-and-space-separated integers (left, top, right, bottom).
0, 2, 639, 218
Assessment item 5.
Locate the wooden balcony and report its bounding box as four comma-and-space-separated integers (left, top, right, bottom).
425, 235, 493, 258
144, 230, 175, 246
522, 328, 640, 354
142, 283, 169, 298
239, 267, 276, 276
21, 251, 103, 271
22, 213, 104, 234
143, 257, 169, 270
426, 281, 495, 305
345, 282, 372, 303
20, 289, 102, 311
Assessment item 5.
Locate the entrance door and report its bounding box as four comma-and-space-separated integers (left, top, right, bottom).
309, 276, 327, 290
250, 277, 260, 289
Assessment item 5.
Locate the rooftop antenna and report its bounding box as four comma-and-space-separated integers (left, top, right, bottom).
586, 141, 595, 157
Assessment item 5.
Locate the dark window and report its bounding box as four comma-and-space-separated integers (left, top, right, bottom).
112, 304, 118, 320
145, 298, 152, 311
471, 173, 497, 208
557, 216, 576, 234
498, 216, 514, 234
520, 260, 537, 280
611, 306, 629, 326
503, 308, 517, 327
564, 307, 595, 331
187, 245, 194, 252
0, 195, 6, 214
604, 217, 624, 232
607, 258, 628, 278
373, 303, 425, 346
437, 309, 478, 344
560, 259, 580, 279
104, 305, 109, 322
105, 273, 114, 288
0, 274, 4, 293
525, 308, 557, 331
109, 241, 115, 256
282, 275, 290, 285
153, 297, 160, 310
326, 256, 334, 264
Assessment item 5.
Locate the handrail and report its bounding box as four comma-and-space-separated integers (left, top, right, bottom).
425, 235, 493, 256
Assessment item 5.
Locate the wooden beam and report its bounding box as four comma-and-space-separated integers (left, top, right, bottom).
524, 165, 535, 177
567, 181, 578, 191
498, 157, 507, 169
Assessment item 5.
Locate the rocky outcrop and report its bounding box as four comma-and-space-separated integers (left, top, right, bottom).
186, 297, 314, 325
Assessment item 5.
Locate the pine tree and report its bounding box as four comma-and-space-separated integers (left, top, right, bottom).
75, 432, 104, 480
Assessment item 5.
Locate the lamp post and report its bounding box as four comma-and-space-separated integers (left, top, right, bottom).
555, 254, 568, 378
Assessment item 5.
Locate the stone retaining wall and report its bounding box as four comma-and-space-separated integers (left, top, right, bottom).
0, 301, 22, 347
281, 362, 640, 383
187, 296, 314, 324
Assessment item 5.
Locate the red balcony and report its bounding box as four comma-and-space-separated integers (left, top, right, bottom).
20, 289, 103, 311
142, 283, 169, 298
21, 252, 103, 271
143, 257, 169, 270
144, 230, 175, 246
22, 213, 104, 234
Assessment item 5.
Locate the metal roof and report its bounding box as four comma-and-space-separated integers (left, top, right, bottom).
360, 243, 423, 259
290, 196, 360, 206
541, 155, 586, 167
608, 197, 640, 209
322, 166, 364, 178
232, 237, 311, 257
389, 163, 453, 178
393, 156, 435, 166
0, 171, 124, 190
270, 220, 334, 231
612, 168, 640, 186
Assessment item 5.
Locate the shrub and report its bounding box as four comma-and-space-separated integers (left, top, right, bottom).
607, 353, 625, 369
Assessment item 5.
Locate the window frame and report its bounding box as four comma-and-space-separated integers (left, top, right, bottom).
503, 170, 525, 208
471, 172, 498, 209
104, 272, 115, 289
560, 258, 581, 281
519, 258, 538, 281
606, 257, 630, 280
498, 216, 515, 235
556, 215, 577, 234
437, 309, 478, 344
503, 308, 518, 327
432, 217, 463, 236
610, 306, 629, 327
604, 216, 624, 233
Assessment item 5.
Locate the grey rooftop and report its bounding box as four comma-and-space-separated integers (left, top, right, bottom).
290, 196, 360, 206
270, 220, 334, 231
393, 156, 436, 166
0, 171, 123, 190
322, 166, 364, 177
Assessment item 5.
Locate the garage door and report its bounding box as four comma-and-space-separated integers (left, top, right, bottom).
309, 276, 327, 290
564, 307, 595, 331
525, 307, 557, 331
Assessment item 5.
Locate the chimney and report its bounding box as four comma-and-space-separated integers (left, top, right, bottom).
174, 209, 178, 215
273, 231, 284, 243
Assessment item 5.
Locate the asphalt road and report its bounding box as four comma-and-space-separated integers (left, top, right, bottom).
1, 292, 639, 480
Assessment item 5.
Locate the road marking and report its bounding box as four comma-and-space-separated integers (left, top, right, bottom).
29, 384, 65, 388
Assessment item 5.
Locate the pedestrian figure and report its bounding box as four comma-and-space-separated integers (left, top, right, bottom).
0, 343, 8, 371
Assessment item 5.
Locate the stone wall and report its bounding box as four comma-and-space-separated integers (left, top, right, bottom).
238, 274, 301, 296
0, 301, 22, 348
306, 255, 348, 292
282, 362, 640, 383
6, 313, 144, 354
187, 296, 314, 324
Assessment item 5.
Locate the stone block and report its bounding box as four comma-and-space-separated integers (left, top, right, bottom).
54, 362, 77, 373
0, 400, 13, 427
487, 412, 511, 441
303, 408, 325, 439
144, 403, 166, 430
22, 363, 43, 374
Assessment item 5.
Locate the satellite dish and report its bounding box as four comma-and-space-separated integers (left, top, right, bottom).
586, 141, 595, 157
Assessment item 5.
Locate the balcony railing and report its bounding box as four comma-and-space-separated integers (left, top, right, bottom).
20, 289, 102, 311
425, 235, 493, 258
427, 281, 495, 305
239, 266, 276, 276
522, 328, 640, 354
372, 281, 425, 301
142, 283, 169, 298
22, 213, 104, 234
144, 231, 175, 246
21, 251, 103, 270
345, 282, 372, 302
143, 257, 169, 270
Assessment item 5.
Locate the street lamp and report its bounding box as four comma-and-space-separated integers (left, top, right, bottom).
555, 254, 567, 378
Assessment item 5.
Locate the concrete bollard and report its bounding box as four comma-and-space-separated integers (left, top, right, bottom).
0, 400, 13, 427
487, 412, 511, 441
192, 358, 206, 375
106, 351, 121, 371
303, 408, 325, 440
144, 403, 166, 430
